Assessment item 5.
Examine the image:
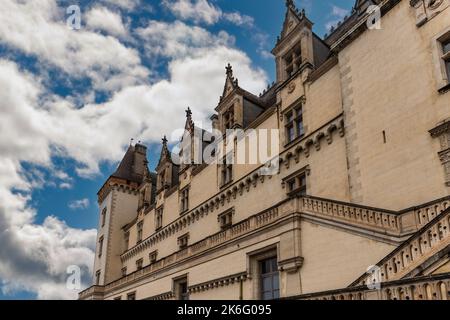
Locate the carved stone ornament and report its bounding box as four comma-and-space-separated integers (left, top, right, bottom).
287, 82, 296, 94
411, 0, 448, 27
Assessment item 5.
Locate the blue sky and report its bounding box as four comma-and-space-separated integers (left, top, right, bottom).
0, 0, 355, 299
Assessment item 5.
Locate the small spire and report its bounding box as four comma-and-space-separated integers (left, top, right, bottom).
286, 0, 295, 8
130, 138, 134, 146
185, 107, 192, 118
226, 63, 233, 77
162, 135, 168, 146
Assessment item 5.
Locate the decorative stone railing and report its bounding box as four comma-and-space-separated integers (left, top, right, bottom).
294, 272, 450, 300
351, 207, 450, 287
301, 196, 401, 234
78, 285, 105, 300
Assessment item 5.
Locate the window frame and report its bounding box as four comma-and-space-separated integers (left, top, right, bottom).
98, 236, 104, 258
179, 186, 190, 214
136, 258, 143, 271
259, 256, 280, 300
155, 206, 163, 231
178, 233, 190, 250
95, 270, 101, 285
127, 292, 136, 300
149, 250, 158, 264
101, 207, 107, 227
136, 221, 143, 244
218, 208, 234, 230
121, 266, 127, 277
282, 166, 309, 197
173, 275, 189, 300
283, 102, 305, 145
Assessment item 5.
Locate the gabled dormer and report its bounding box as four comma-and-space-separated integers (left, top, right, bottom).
272, 1, 316, 82
156, 136, 179, 193
179, 107, 209, 171
214, 64, 267, 134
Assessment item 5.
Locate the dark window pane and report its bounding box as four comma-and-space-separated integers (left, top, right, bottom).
263, 277, 272, 291
297, 120, 304, 136
287, 125, 295, 142
273, 275, 279, 291
273, 290, 280, 299
446, 61, 450, 78
271, 258, 278, 272
443, 40, 450, 54
263, 292, 272, 300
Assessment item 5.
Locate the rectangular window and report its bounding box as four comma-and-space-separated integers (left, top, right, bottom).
101, 208, 107, 227
127, 292, 136, 300
260, 257, 279, 300
95, 270, 101, 285
136, 258, 143, 271
284, 170, 307, 196
149, 251, 158, 264
219, 209, 234, 230
178, 233, 189, 250
155, 207, 163, 230
136, 221, 143, 244
443, 39, 450, 79
174, 277, 189, 300
285, 106, 304, 144
98, 236, 104, 258
220, 156, 233, 186
180, 187, 189, 214
124, 231, 130, 252
121, 267, 127, 277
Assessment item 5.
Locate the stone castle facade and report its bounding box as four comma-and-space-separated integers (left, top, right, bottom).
80, 0, 450, 300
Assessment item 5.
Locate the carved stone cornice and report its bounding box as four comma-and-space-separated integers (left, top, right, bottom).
429, 120, 450, 138
188, 272, 248, 293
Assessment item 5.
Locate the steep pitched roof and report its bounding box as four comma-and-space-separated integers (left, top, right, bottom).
111, 144, 149, 184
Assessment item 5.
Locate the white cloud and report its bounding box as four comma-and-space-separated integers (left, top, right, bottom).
163, 0, 222, 25
68, 199, 90, 210
223, 12, 254, 28
0, 0, 149, 92
101, 0, 141, 11
86, 6, 128, 37
163, 0, 254, 28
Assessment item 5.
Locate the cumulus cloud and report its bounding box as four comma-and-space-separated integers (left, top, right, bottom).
86, 6, 128, 37
101, 0, 142, 11
162, 0, 222, 25
0, 0, 149, 92
68, 199, 90, 210
163, 0, 254, 28
0, 0, 267, 300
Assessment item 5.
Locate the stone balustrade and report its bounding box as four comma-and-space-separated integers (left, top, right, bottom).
296, 272, 450, 300
352, 207, 450, 287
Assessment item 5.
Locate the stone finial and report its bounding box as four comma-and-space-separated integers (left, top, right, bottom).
226, 63, 233, 77
286, 0, 295, 8
162, 135, 168, 146
186, 107, 192, 118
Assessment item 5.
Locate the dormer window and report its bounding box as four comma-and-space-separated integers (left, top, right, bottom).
223, 105, 235, 130
284, 44, 301, 78
137, 221, 143, 244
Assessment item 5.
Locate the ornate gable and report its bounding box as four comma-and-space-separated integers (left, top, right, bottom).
220, 63, 239, 102
156, 136, 172, 170
279, 0, 304, 41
